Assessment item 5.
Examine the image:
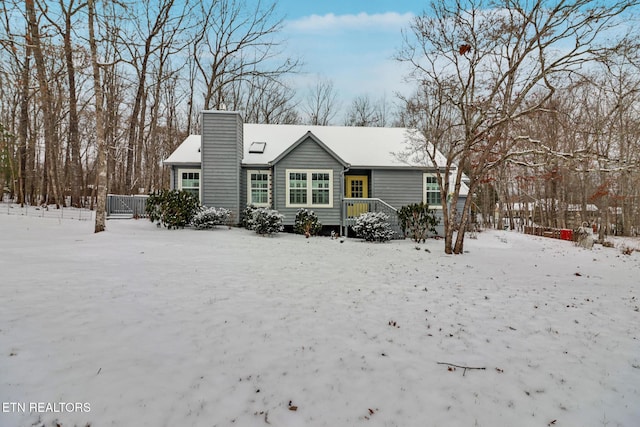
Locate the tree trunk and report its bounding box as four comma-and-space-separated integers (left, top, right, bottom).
26, 0, 62, 208
17, 44, 30, 206
62, 1, 83, 207
453, 182, 475, 254
88, 0, 108, 233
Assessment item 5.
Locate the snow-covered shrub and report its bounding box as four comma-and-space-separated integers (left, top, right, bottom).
397, 202, 439, 242
192, 206, 231, 230
146, 189, 200, 229
252, 208, 284, 235
352, 211, 395, 242
574, 225, 594, 249
241, 204, 257, 230
294, 208, 322, 236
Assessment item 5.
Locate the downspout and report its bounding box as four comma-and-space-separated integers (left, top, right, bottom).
271, 163, 276, 210
340, 165, 350, 237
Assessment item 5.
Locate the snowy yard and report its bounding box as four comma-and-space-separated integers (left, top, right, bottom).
1, 214, 639, 427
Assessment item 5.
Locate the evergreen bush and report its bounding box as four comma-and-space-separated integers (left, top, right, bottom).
397, 202, 440, 242
352, 211, 394, 242
146, 189, 200, 229
192, 206, 231, 230
252, 208, 284, 235
241, 204, 258, 230
294, 208, 322, 236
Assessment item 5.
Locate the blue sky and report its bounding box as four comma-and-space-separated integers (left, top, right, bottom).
275, 1, 428, 115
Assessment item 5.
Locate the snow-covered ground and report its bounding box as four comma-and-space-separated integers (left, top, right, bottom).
1, 214, 638, 427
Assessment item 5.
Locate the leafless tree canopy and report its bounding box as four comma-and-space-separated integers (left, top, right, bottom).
0, 0, 301, 219
397, 0, 640, 253
302, 76, 340, 126
343, 94, 395, 127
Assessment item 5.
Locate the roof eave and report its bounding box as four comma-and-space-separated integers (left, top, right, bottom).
351, 164, 443, 170
162, 160, 201, 166
242, 163, 271, 168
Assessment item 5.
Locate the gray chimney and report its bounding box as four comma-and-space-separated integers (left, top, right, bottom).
200, 110, 243, 221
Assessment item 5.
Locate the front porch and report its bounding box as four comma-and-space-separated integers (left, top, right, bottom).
341, 197, 404, 239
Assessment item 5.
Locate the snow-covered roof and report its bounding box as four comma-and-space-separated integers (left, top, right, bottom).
163, 124, 448, 168
163, 134, 201, 165
242, 124, 447, 168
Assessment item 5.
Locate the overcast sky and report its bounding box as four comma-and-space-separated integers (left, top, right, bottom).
275, 1, 427, 113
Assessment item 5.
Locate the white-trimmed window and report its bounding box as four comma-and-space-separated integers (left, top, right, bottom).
423, 173, 442, 207
177, 168, 200, 199
247, 170, 271, 207
285, 169, 333, 208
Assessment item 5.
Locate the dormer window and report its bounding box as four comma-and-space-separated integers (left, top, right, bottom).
249, 141, 266, 153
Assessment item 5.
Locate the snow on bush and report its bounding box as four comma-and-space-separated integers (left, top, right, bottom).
397, 202, 440, 242
352, 211, 395, 242
574, 224, 595, 249
146, 189, 200, 229
191, 206, 231, 230
294, 208, 322, 237
241, 205, 257, 230
251, 207, 284, 235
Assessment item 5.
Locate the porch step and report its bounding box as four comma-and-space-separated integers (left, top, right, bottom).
106, 213, 134, 219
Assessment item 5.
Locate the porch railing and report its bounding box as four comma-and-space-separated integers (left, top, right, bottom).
342, 198, 404, 239
106, 194, 149, 218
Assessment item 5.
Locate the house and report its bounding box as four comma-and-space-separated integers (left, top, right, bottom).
496, 201, 599, 230
163, 110, 468, 236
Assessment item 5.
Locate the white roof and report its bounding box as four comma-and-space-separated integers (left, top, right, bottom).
242, 124, 448, 168
163, 134, 201, 165
163, 124, 448, 168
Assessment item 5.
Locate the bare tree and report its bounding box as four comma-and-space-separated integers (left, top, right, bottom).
0, 2, 32, 206
26, 0, 64, 207
193, 0, 300, 111
302, 76, 340, 125
237, 76, 300, 124
88, 0, 108, 232
344, 95, 376, 127
344, 94, 395, 127
397, 0, 637, 254
39, 0, 87, 207
120, 0, 179, 193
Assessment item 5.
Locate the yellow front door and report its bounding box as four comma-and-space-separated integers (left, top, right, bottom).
346, 175, 369, 217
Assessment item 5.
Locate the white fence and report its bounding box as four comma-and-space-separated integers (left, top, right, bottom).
1, 201, 95, 221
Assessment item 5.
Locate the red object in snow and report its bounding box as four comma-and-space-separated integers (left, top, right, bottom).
560, 229, 573, 241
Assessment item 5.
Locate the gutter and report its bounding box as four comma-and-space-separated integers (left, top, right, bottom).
340, 165, 351, 236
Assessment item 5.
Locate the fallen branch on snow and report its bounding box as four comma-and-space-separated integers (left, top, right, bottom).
437, 362, 486, 376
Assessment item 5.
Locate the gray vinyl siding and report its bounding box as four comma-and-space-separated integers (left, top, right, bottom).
201, 111, 243, 219
240, 169, 246, 210
273, 137, 343, 226
371, 168, 452, 236
370, 169, 425, 208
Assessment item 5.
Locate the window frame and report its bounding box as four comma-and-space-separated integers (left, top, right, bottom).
247, 170, 272, 207
177, 168, 201, 200
423, 173, 443, 209
285, 169, 334, 208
